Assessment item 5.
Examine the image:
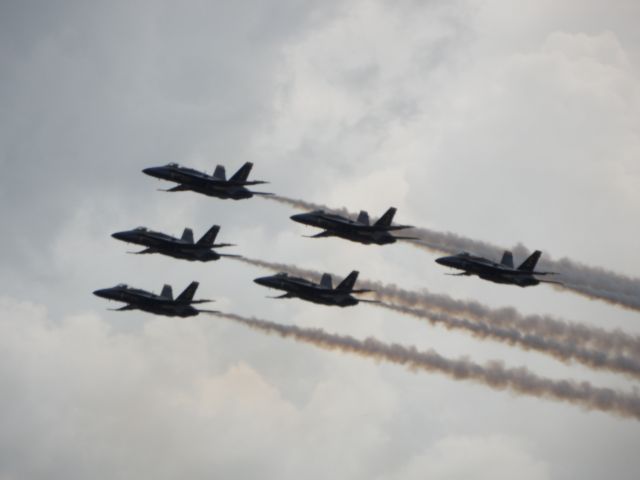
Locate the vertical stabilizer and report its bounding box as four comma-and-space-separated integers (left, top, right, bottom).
229, 162, 253, 183
357, 211, 370, 225
181, 228, 194, 243
518, 250, 542, 272
213, 165, 226, 180
320, 273, 333, 289
337, 271, 359, 292
161, 285, 173, 299
176, 281, 199, 303
500, 251, 514, 268
374, 207, 397, 227
196, 225, 220, 246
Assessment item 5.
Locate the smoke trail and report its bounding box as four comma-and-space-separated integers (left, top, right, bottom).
266, 195, 640, 311
268, 195, 353, 217
378, 302, 640, 380
215, 311, 640, 421
406, 228, 640, 311
235, 256, 640, 359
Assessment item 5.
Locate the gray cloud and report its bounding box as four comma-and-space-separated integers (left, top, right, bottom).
3, 0, 640, 478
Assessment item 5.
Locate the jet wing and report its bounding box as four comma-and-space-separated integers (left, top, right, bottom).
109, 304, 137, 311
304, 231, 334, 238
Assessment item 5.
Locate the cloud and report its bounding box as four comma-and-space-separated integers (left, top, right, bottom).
0, 297, 400, 480
3, 1, 640, 478
384, 434, 549, 480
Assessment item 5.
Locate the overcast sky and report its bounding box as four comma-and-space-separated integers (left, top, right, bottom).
1, 1, 640, 478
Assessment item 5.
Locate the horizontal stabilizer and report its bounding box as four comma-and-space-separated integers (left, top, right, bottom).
211, 243, 236, 248
240, 180, 269, 186
190, 298, 214, 304
350, 288, 372, 294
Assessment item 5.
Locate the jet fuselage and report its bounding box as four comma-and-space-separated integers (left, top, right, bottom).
142, 164, 270, 200
290, 211, 410, 245
92, 285, 201, 317
254, 274, 360, 307
111, 228, 223, 261
435, 253, 547, 288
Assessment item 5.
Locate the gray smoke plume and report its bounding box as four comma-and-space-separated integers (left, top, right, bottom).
215, 311, 640, 421
235, 257, 640, 360
265, 195, 640, 311
378, 302, 640, 380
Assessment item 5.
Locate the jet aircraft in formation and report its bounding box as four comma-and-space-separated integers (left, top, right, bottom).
435, 250, 559, 287
96, 160, 561, 317
143, 161, 272, 200
93, 281, 216, 317
290, 207, 416, 245
254, 271, 376, 307
111, 224, 238, 262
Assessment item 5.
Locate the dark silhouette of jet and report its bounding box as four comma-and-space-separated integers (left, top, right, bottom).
142, 162, 272, 200
435, 250, 559, 287
93, 281, 216, 317
290, 207, 417, 245
111, 224, 238, 262
254, 271, 376, 307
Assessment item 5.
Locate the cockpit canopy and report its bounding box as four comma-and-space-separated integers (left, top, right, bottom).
274, 272, 289, 278
134, 226, 148, 232
166, 162, 179, 168
116, 283, 128, 289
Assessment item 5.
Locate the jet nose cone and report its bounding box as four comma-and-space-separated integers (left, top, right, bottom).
435, 256, 451, 266
111, 231, 129, 241
290, 213, 312, 224
93, 288, 110, 298
142, 166, 163, 177
253, 276, 271, 287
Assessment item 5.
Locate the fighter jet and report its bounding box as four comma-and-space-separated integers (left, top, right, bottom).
142, 162, 272, 200
253, 271, 376, 307
435, 250, 559, 287
111, 224, 238, 262
290, 207, 417, 245
93, 281, 216, 317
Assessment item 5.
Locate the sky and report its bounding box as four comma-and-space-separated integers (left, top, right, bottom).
1, 0, 639, 478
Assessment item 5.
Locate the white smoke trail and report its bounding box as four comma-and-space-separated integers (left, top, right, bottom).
265, 195, 640, 311
235, 257, 640, 360
215, 312, 640, 421
378, 302, 640, 380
